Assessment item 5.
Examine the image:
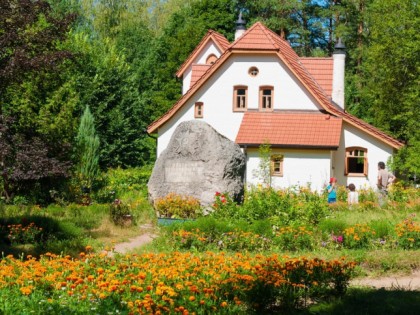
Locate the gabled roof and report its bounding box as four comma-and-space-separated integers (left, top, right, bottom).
299, 58, 333, 97
229, 22, 280, 50
176, 30, 230, 78
236, 112, 342, 148
148, 21, 403, 149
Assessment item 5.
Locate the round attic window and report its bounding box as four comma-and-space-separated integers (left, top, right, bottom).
206, 54, 217, 65
248, 67, 259, 77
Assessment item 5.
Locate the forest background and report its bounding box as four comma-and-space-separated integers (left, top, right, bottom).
0, 0, 419, 204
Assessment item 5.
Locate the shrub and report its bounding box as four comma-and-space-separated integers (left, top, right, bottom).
93, 166, 152, 203
395, 215, 420, 249
6, 222, 44, 245
343, 224, 377, 249
274, 226, 314, 251
155, 193, 202, 219
109, 199, 132, 226
210, 192, 240, 219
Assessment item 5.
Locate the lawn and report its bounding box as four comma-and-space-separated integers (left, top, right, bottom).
0, 182, 419, 314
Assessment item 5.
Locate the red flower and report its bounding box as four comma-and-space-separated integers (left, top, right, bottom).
215, 192, 221, 196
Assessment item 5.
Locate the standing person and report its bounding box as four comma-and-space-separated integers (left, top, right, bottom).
347, 183, 359, 205
377, 161, 395, 195
377, 161, 396, 206
327, 177, 337, 204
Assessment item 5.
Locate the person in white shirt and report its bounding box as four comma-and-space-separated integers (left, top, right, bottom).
347, 183, 359, 205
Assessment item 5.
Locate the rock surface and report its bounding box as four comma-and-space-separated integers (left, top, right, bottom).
148, 120, 245, 207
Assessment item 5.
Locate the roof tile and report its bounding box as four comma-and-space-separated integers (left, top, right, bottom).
236, 112, 342, 147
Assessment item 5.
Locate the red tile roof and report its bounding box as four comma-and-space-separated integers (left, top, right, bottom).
229, 22, 280, 50
299, 58, 333, 97
176, 30, 229, 78
236, 112, 342, 147
148, 22, 403, 149
190, 64, 211, 87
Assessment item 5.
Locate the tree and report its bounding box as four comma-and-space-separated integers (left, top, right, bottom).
0, 0, 75, 96
253, 142, 272, 187
360, 0, 419, 179
0, 116, 71, 203
76, 106, 100, 190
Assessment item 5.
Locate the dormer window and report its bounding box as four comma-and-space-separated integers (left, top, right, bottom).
259, 86, 274, 111
194, 102, 203, 118
233, 86, 247, 112
206, 54, 217, 65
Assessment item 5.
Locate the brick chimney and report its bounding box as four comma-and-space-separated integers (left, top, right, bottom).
235, 12, 246, 40
332, 38, 346, 110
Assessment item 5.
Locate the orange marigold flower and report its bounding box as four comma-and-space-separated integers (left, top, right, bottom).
189, 296, 195, 302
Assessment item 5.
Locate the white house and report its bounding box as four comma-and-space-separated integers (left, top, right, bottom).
147, 19, 403, 191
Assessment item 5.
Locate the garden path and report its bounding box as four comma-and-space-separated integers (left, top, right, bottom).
111, 223, 156, 255
351, 270, 420, 290
109, 226, 420, 291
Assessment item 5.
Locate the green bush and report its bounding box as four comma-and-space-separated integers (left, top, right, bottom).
93, 166, 152, 202
154, 193, 202, 219
274, 226, 314, 251
109, 199, 132, 226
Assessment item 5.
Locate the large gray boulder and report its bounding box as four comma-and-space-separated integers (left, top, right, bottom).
148, 120, 245, 207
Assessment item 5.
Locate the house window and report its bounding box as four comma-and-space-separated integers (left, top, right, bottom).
194, 102, 203, 118
206, 54, 217, 65
248, 66, 259, 77
233, 86, 247, 111
345, 147, 367, 176
259, 86, 274, 111
271, 154, 284, 176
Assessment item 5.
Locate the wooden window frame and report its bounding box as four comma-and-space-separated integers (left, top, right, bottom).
259, 86, 274, 111
194, 102, 203, 118
271, 154, 284, 177
206, 54, 217, 65
345, 147, 368, 176
233, 85, 248, 112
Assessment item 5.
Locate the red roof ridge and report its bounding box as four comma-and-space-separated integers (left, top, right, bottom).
176, 30, 230, 77
228, 21, 280, 51
299, 57, 333, 60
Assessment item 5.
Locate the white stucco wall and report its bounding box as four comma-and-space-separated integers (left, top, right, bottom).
181, 41, 223, 94
246, 148, 331, 191
158, 54, 323, 156
332, 122, 395, 190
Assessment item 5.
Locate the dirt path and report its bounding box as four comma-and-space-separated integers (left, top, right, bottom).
111, 224, 156, 255
351, 270, 420, 290
110, 227, 420, 291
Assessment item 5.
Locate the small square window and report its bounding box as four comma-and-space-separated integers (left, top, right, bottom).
271, 154, 283, 176
345, 147, 367, 176
195, 102, 203, 118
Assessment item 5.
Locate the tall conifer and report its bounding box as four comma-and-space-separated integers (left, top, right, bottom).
76, 106, 100, 190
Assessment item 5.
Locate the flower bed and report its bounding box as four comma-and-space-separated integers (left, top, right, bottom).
0, 250, 356, 314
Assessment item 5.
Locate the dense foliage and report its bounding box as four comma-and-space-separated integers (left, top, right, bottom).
0, 0, 418, 202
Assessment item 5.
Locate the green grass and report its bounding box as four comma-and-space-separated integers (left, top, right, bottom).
306, 287, 420, 315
